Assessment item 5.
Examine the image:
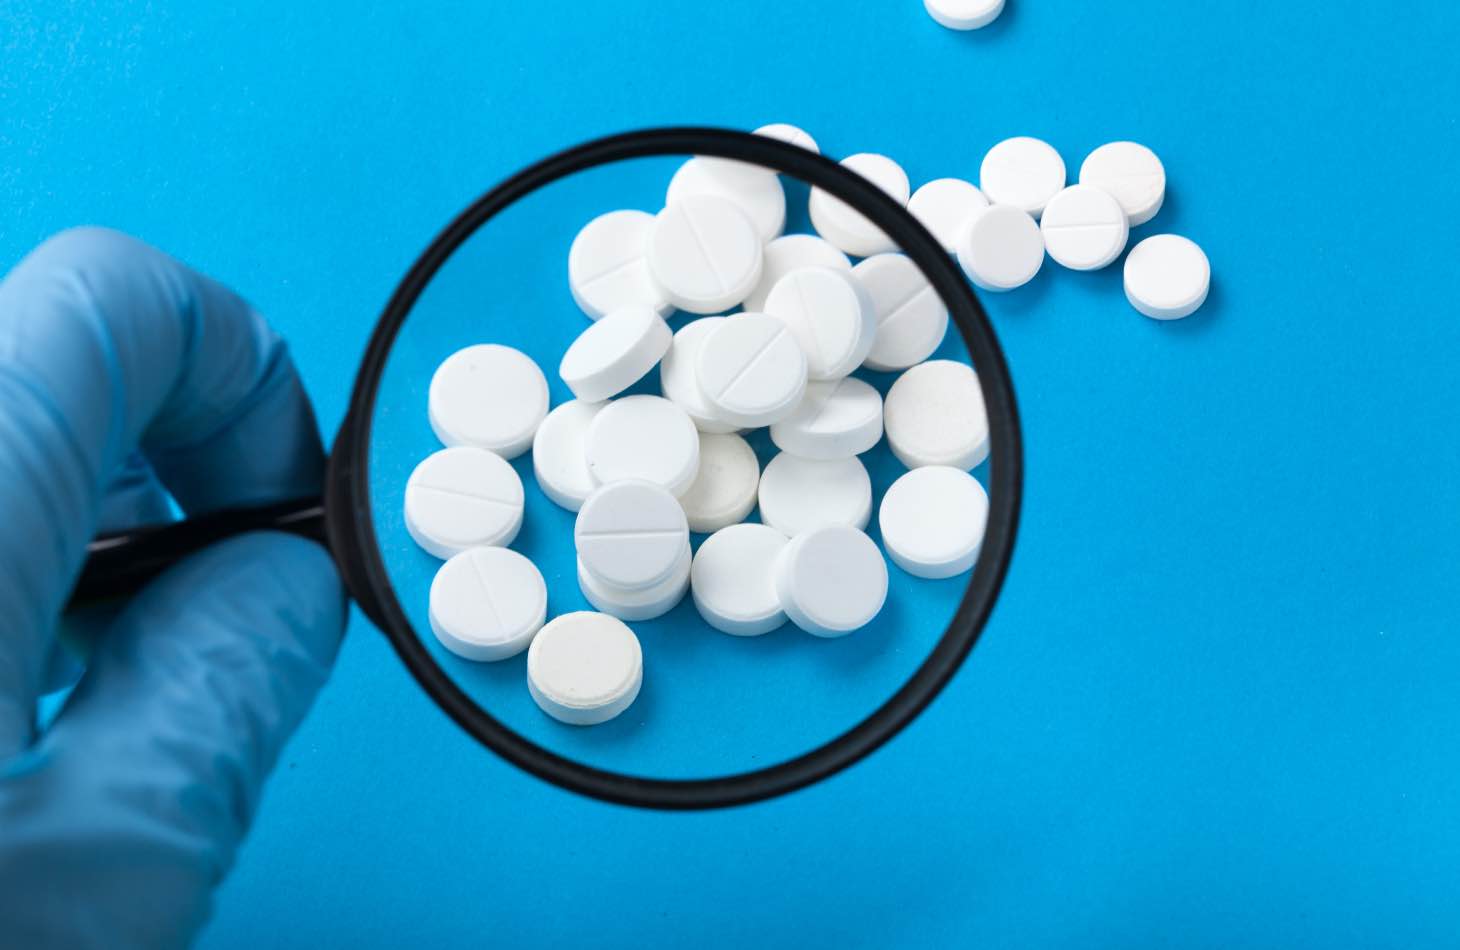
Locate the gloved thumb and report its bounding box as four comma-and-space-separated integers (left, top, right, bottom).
0, 531, 345, 950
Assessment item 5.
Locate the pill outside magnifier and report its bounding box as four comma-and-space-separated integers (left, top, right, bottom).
67, 128, 1024, 811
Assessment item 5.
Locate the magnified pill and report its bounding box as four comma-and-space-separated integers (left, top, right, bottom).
809, 153, 911, 258
743, 234, 852, 313
769, 377, 883, 460
696, 314, 808, 429
578, 539, 691, 622
763, 266, 877, 381
659, 318, 739, 435
883, 360, 990, 471
774, 525, 888, 637
533, 400, 605, 513
667, 157, 786, 243
879, 466, 989, 579
757, 452, 872, 538
559, 304, 672, 403
429, 547, 547, 661
428, 344, 548, 459
568, 209, 672, 321
678, 432, 760, 534
854, 253, 949, 371
908, 177, 989, 253
405, 446, 524, 558
584, 395, 700, 497
575, 480, 690, 592
649, 195, 764, 314
691, 523, 790, 636
527, 612, 643, 726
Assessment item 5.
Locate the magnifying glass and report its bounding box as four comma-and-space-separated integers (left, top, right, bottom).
70, 127, 1022, 811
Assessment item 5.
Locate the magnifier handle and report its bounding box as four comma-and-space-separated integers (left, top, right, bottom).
69, 496, 328, 608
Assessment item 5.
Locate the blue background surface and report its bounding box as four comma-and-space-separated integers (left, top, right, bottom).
4, 0, 1459, 946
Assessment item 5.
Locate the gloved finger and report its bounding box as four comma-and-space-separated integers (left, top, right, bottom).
0, 227, 327, 756
0, 531, 345, 950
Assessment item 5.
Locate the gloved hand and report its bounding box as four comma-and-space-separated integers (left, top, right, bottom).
0, 228, 347, 949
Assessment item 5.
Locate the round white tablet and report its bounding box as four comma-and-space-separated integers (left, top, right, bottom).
577, 540, 691, 622
558, 304, 673, 403
658, 318, 739, 435
567, 209, 672, 321
853, 253, 949, 371
1040, 184, 1130, 271
575, 479, 690, 592
757, 453, 872, 537
666, 157, 787, 243
584, 395, 700, 496
429, 547, 547, 661
404, 446, 524, 558
956, 204, 1045, 292
763, 266, 877, 381
696, 314, 809, 428
1124, 234, 1210, 320
678, 432, 760, 533
924, 0, 1005, 30
697, 124, 819, 192
428, 344, 548, 459
743, 234, 852, 314
648, 195, 764, 314
691, 523, 790, 636
979, 137, 1066, 218
808, 153, 912, 258
883, 360, 990, 470
774, 525, 888, 637
1079, 141, 1166, 226
769, 377, 883, 460
908, 178, 989, 253
527, 612, 643, 726
878, 466, 989, 579
532, 400, 604, 512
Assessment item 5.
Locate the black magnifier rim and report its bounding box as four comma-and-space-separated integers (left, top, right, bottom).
328, 127, 1023, 811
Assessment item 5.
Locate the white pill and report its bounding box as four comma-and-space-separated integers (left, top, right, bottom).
691, 523, 789, 636
883, 360, 990, 470
697, 124, 819, 192
878, 466, 989, 579
567, 210, 672, 321
924, 0, 1005, 30
1079, 141, 1166, 226
404, 446, 524, 558
526, 612, 643, 726
696, 314, 808, 428
575, 479, 690, 592
584, 395, 700, 497
578, 539, 691, 622
757, 453, 872, 537
558, 305, 672, 403
429, 547, 547, 661
809, 153, 912, 258
1040, 184, 1130, 271
774, 525, 888, 637
658, 318, 739, 435
1124, 235, 1210, 320
678, 432, 760, 533
743, 234, 852, 314
770, 377, 883, 460
853, 253, 949, 371
979, 137, 1066, 218
428, 344, 548, 459
908, 178, 989, 253
648, 195, 765, 314
956, 204, 1045, 292
763, 266, 877, 381
667, 158, 787, 243
532, 400, 604, 512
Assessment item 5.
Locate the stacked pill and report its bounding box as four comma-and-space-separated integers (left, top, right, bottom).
404, 119, 1205, 727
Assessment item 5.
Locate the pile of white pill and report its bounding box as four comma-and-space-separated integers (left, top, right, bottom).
404, 117, 1206, 727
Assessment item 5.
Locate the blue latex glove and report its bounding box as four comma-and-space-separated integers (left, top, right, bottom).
0, 228, 347, 948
